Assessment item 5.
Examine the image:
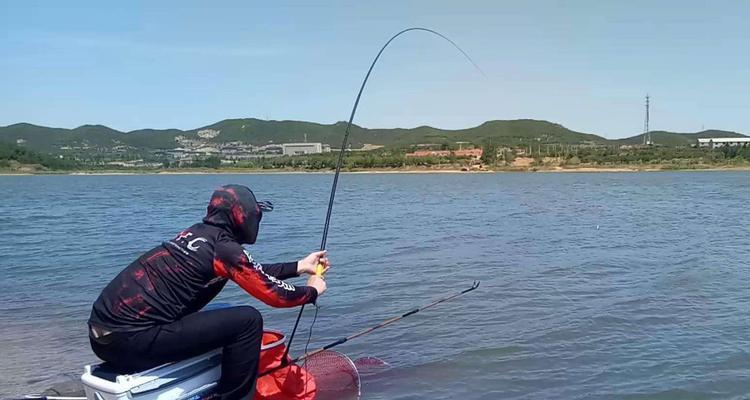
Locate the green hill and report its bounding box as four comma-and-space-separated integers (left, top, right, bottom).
616, 130, 747, 147
1, 119, 746, 156
0, 118, 608, 154
191, 118, 609, 148
0, 123, 184, 153
0, 140, 77, 170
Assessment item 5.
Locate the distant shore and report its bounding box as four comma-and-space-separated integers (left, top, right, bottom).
4, 163, 750, 176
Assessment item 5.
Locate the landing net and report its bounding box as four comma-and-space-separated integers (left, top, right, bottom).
303, 350, 361, 398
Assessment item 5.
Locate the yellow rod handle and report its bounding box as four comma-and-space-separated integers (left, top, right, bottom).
315, 263, 325, 277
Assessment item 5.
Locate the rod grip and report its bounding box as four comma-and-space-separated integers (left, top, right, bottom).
402, 308, 419, 317
323, 337, 348, 350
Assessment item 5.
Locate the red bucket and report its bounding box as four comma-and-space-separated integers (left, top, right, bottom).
254, 330, 316, 400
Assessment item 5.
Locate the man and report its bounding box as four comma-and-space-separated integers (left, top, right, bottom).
88, 184, 328, 400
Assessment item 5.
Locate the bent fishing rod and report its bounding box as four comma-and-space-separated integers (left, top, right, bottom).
263, 280, 480, 376
282, 27, 484, 361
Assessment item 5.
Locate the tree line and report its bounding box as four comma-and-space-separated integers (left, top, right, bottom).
5, 139, 750, 171
0, 141, 78, 170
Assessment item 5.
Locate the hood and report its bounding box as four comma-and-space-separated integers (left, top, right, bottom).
203, 184, 263, 244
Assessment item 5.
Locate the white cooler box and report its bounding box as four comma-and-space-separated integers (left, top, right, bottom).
81, 349, 222, 400
80, 329, 287, 400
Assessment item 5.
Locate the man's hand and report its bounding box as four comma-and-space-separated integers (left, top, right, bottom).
297, 250, 330, 276
307, 275, 327, 296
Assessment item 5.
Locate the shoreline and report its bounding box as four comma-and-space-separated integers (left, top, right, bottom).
3, 164, 750, 176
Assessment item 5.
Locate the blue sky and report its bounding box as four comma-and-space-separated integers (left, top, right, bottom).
1, 1, 748, 138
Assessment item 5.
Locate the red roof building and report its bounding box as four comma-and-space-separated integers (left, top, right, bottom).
406, 148, 483, 160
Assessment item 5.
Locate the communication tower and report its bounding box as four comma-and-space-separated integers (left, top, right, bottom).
643, 95, 652, 146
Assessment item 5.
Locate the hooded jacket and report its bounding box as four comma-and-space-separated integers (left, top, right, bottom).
89, 185, 317, 332
203, 184, 262, 245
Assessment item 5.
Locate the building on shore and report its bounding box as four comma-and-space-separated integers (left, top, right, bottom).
219, 142, 259, 161
197, 129, 221, 139
281, 142, 331, 156
257, 144, 283, 155
406, 148, 483, 160
163, 137, 330, 164
106, 159, 164, 168
697, 138, 750, 149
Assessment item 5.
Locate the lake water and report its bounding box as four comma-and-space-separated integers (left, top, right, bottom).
1, 172, 750, 399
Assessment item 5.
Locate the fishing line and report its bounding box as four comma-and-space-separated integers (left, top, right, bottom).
300, 303, 319, 394
282, 27, 485, 363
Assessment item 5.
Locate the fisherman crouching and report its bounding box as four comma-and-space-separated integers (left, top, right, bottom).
88, 184, 328, 400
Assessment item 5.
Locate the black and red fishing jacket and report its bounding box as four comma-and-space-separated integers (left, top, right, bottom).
89, 184, 317, 332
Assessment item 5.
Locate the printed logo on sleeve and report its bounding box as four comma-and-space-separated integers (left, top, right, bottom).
243, 249, 295, 292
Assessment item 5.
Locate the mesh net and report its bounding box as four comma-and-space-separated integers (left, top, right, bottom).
353, 357, 389, 376
253, 332, 362, 400
302, 350, 361, 397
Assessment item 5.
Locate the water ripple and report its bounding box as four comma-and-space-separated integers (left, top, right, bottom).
1, 172, 750, 399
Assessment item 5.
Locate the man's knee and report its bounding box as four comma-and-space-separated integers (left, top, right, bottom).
234, 306, 262, 332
